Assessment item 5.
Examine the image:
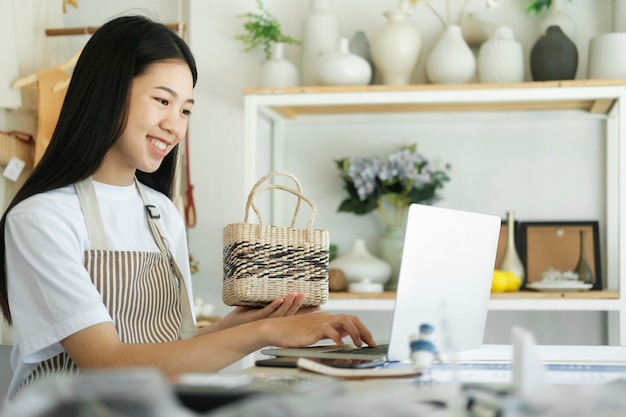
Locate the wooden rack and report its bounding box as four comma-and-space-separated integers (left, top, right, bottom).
45, 22, 186, 37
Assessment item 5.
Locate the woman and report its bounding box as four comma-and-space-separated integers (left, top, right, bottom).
0, 15, 375, 399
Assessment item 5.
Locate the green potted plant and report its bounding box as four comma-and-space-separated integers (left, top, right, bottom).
525, 0, 571, 14
235, 0, 299, 60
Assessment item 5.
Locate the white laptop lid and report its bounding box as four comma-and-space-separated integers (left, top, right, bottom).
386, 203, 500, 361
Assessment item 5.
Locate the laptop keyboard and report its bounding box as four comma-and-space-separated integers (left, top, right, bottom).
326, 344, 390, 356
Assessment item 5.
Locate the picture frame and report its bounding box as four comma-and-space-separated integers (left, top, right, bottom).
519, 221, 602, 290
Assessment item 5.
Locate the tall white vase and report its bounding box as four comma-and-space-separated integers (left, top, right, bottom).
426, 25, 476, 84
300, 0, 339, 86
477, 26, 524, 84
259, 43, 299, 88
370, 1, 422, 85
539, 0, 577, 43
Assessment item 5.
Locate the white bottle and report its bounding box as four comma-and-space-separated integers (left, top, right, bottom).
300, 0, 339, 86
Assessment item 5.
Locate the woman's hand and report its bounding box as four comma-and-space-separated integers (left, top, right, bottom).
263, 312, 377, 349
209, 293, 320, 332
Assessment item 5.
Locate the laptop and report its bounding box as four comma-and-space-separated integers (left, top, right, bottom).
261, 203, 501, 362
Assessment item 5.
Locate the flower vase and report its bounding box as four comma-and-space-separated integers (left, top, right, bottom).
370, 0, 422, 85
426, 25, 476, 84
315, 37, 372, 86
530, 26, 578, 81
498, 211, 525, 285
259, 43, 299, 88
574, 230, 594, 286
300, 0, 339, 86
330, 238, 391, 293
380, 226, 406, 291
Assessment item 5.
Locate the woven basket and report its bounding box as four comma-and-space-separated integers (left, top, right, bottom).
223, 171, 329, 307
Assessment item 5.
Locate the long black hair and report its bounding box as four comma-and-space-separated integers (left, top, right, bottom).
0, 15, 198, 323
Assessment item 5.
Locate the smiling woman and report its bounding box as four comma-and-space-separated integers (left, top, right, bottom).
0, 14, 375, 402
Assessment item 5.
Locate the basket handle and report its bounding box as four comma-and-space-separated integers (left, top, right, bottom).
244, 171, 304, 227
246, 183, 318, 241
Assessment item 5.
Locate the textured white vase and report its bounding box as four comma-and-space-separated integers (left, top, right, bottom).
588, 33, 626, 79
300, 0, 339, 86
259, 43, 299, 88
539, 0, 577, 43
329, 239, 391, 293
315, 38, 372, 86
477, 26, 524, 84
370, 1, 422, 85
426, 25, 476, 84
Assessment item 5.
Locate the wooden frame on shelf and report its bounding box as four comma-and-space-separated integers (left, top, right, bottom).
519, 221, 602, 290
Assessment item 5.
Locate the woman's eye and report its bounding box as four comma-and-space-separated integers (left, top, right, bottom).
156, 98, 169, 105
182, 109, 192, 116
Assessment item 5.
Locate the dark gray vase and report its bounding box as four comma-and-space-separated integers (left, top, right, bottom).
530, 25, 578, 81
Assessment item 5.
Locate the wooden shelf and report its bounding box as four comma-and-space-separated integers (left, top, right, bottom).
244, 80, 626, 118
329, 290, 619, 300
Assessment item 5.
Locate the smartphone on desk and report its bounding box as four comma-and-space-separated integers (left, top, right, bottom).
255, 357, 387, 369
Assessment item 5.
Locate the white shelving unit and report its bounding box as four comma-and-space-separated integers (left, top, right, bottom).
243, 80, 626, 345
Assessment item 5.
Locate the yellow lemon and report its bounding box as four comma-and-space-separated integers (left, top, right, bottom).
491, 270, 509, 293
506, 272, 522, 291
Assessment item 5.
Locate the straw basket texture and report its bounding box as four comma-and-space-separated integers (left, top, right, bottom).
223, 172, 329, 307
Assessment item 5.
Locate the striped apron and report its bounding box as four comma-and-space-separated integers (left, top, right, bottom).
16, 178, 196, 394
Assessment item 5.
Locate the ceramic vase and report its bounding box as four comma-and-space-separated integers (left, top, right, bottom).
539, 0, 577, 43
588, 33, 626, 79
259, 43, 299, 88
461, 12, 500, 48
329, 238, 391, 293
426, 25, 476, 85
574, 230, 594, 286
380, 226, 405, 291
300, 0, 339, 86
350, 31, 376, 84
315, 37, 372, 86
370, 1, 422, 85
477, 26, 524, 84
530, 26, 578, 81
498, 211, 525, 284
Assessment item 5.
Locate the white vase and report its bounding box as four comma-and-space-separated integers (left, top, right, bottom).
426, 25, 476, 84
477, 26, 524, 84
329, 239, 391, 293
498, 211, 525, 282
315, 38, 372, 86
259, 43, 299, 88
300, 0, 339, 86
370, 1, 422, 85
539, 0, 577, 43
461, 12, 500, 47
588, 33, 626, 79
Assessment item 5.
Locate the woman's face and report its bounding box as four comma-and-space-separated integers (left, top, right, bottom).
93, 60, 194, 185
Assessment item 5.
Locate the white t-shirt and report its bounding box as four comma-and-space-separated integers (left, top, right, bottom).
5, 180, 193, 397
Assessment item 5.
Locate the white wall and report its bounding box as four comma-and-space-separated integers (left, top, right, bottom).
1, 0, 615, 348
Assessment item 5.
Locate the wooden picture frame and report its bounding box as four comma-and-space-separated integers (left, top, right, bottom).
519, 221, 602, 290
